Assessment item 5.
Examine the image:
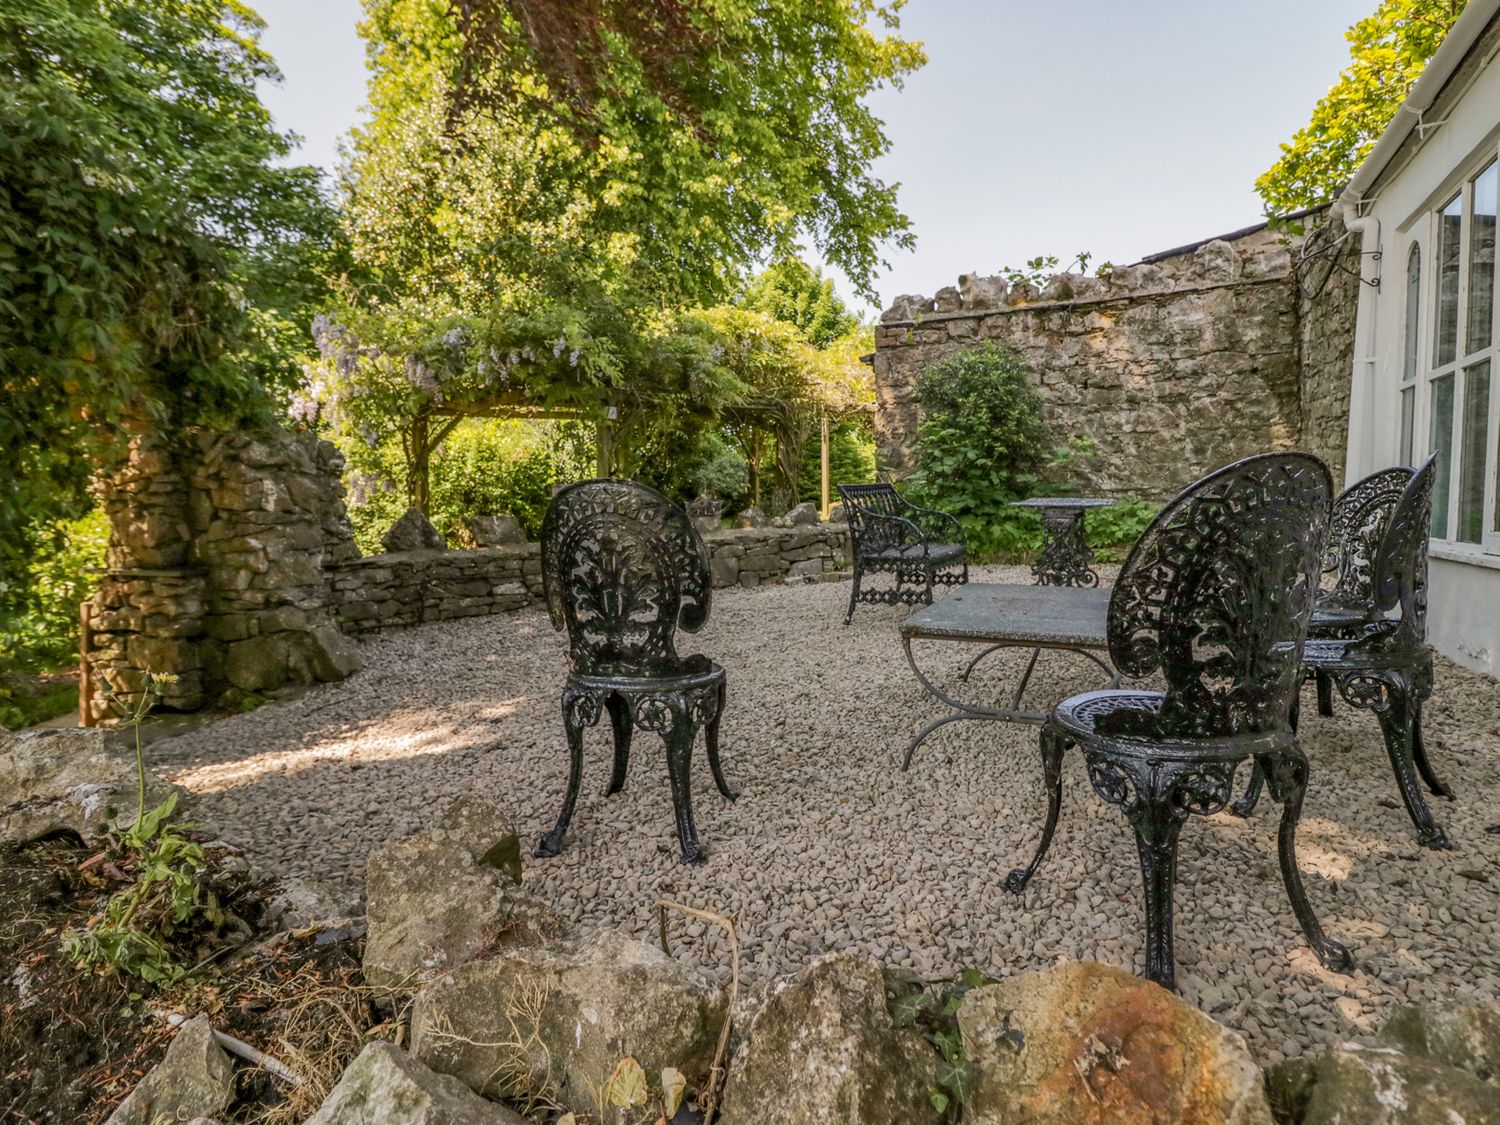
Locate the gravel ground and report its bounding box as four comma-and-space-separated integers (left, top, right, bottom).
150, 565, 1500, 1064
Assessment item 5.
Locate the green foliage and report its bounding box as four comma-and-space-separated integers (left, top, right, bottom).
0, 0, 339, 599
0, 509, 108, 681
1256, 0, 1467, 214
798, 420, 877, 503
998, 251, 1102, 288
908, 344, 1090, 559
738, 258, 863, 348
67, 673, 222, 987
1086, 499, 1161, 563
691, 435, 751, 508
889, 968, 999, 1120
428, 0, 926, 307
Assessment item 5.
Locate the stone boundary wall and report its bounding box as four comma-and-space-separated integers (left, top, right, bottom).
873, 210, 1356, 498
329, 525, 851, 635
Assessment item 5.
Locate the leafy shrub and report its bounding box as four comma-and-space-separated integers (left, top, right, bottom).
907, 344, 1088, 559
1087, 499, 1161, 562
0, 509, 108, 673
692, 434, 750, 506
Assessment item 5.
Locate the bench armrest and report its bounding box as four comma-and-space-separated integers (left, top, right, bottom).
902, 503, 966, 546
850, 509, 926, 551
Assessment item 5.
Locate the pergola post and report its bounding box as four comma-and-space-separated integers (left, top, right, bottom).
820, 412, 831, 518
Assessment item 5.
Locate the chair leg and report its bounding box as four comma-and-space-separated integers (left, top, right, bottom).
1230, 759, 1266, 819
1316, 671, 1335, 718
604, 693, 633, 796
1410, 701, 1455, 799
664, 717, 706, 865
1264, 749, 1355, 974
537, 691, 590, 858
704, 680, 737, 801
844, 564, 862, 625
1125, 797, 1185, 990
1366, 678, 1453, 850
1006, 726, 1067, 894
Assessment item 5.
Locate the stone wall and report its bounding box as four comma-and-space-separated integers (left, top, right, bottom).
89, 428, 850, 713
1298, 214, 1360, 485
88, 428, 362, 717
330, 525, 851, 634
873, 211, 1358, 498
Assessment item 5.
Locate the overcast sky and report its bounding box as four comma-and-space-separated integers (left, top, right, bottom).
253, 0, 1374, 317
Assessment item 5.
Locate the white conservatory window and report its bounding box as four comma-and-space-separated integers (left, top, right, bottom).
1419, 158, 1500, 552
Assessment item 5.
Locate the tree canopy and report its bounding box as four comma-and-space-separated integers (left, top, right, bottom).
1256, 0, 1467, 214
736, 259, 864, 349
0, 0, 337, 597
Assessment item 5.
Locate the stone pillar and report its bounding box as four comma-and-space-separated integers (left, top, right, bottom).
87, 426, 362, 717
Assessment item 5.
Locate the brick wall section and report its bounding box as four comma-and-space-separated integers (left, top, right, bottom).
329, 525, 852, 634
873, 213, 1357, 499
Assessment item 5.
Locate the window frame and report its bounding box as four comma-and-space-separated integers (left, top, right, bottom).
1412, 152, 1500, 556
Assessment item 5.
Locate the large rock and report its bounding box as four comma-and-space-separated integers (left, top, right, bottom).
384, 507, 446, 553
1379, 1000, 1500, 1083
956, 961, 1271, 1125
306, 1041, 528, 1124
411, 928, 724, 1113
1300, 1044, 1500, 1125
363, 796, 553, 993
302, 623, 363, 683
105, 1015, 233, 1125
717, 953, 940, 1125
1, 727, 186, 844
468, 515, 523, 548
784, 502, 819, 526
735, 507, 767, 529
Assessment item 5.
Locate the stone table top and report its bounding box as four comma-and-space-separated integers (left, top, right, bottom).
901, 583, 1111, 648
1010, 497, 1118, 510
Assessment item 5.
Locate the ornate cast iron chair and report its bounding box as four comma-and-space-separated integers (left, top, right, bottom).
1306, 465, 1416, 718
1005, 453, 1354, 990
835, 483, 968, 624
1235, 456, 1453, 848
534, 479, 736, 866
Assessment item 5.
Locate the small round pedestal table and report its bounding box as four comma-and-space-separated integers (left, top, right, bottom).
1011, 497, 1116, 587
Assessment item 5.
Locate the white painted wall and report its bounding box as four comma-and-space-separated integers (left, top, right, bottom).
1345, 36, 1500, 678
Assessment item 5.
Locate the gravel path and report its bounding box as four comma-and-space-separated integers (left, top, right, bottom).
150, 566, 1500, 1064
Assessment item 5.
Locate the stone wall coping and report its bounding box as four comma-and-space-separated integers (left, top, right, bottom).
703, 522, 849, 541
332, 543, 541, 570
876, 272, 1288, 330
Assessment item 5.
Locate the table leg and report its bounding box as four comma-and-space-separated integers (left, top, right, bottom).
1032, 508, 1100, 588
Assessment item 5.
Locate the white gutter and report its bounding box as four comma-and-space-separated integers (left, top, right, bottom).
1339, 0, 1500, 217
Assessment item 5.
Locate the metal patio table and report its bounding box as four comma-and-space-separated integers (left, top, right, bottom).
1012, 497, 1116, 587
899, 583, 1117, 769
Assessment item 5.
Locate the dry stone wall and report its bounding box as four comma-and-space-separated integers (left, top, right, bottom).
873, 212, 1357, 498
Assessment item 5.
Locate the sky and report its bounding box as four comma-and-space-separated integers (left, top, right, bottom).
252, 0, 1375, 318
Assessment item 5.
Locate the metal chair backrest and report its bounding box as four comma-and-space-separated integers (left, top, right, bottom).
1369, 454, 1437, 650
1325, 466, 1415, 606
541, 479, 711, 677
1107, 452, 1333, 738
836, 483, 907, 553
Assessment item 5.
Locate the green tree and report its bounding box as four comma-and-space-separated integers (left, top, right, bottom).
1256, 0, 1467, 214
737, 258, 863, 349
0, 0, 337, 603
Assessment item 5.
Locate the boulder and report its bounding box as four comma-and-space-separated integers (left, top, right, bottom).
411, 928, 724, 1113
735, 507, 767, 529
718, 954, 940, 1125
1, 727, 186, 845
1379, 1000, 1500, 1083
468, 515, 524, 548
384, 507, 446, 553
105, 1015, 233, 1125
881, 294, 934, 323
933, 286, 962, 313
784, 502, 819, 526
223, 634, 291, 692
827, 502, 847, 523
363, 797, 557, 993
264, 877, 359, 931
1300, 1044, 1500, 1125
956, 961, 1270, 1125
302, 623, 363, 683
306, 1041, 528, 1124
958, 274, 1008, 311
